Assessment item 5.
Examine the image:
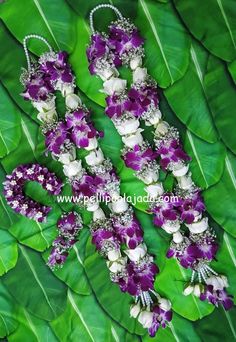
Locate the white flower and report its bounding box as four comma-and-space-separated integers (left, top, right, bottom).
206, 275, 228, 290
130, 303, 141, 318
65, 94, 81, 110
122, 129, 144, 148
63, 160, 82, 178
93, 208, 106, 220
58, 82, 74, 97
32, 97, 56, 112
37, 108, 57, 123
84, 137, 98, 151
107, 249, 121, 261
111, 197, 129, 213
186, 217, 208, 234
139, 169, 158, 185
86, 202, 99, 212
85, 149, 104, 166
183, 285, 194, 296
145, 183, 164, 199
173, 231, 183, 244
97, 67, 118, 81
124, 244, 147, 262
162, 220, 180, 234
159, 298, 171, 311
145, 109, 162, 126
177, 174, 193, 190
107, 257, 127, 273
172, 164, 189, 177
116, 119, 140, 136
130, 56, 142, 70
193, 284, 201, 297
103, 77, 127, 95
58, 149, 76, 165
133, 67, 147, 83
155, 121, 169, 136
138, 311, 153, 329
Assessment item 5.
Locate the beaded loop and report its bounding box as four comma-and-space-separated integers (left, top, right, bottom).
89, 4, 123, 34
23, 34, 53, 73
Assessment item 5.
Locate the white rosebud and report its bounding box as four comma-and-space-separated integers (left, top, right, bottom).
93, 208, 106, 220
32, 97, 56, 112
58, 149, 76, 165
59, 82, 74, 97
124, 244, 147, 262
107, 249, 121, 261
86, 202, 99, 212
183, 285, 194, 296
97, 68, 118, 81
173, 231, 183, 244
116, 119, 140, 136
84, 137, 98, 151
130, 56, 142, 70
107, 257, 127, 273
85, 149, 104, 166
159, 298, 172, 311
122, 129, 144, 148
138, 311, 153, 329
172, 164, 189, 177
63, 160, 82, 178
193, 284, 201, 297
177, 174, 193, 190
103, 77, 127, 95
162, 221, 180, 234
155, 121, 169, 136
130, 303, 141, 318
145, 183, 164, 199
37, 108, 57, 123
145, 109, 162, 126
133, 67, 147, 83
111, 197, 129, 214
139, 169, 158, 185
206, 275, 228, 290
186, 217, 208, 234
65, 94, 81, 110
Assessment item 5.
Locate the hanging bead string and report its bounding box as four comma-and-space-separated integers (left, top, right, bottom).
89, 3, 123, 34
23, 34, 53, 73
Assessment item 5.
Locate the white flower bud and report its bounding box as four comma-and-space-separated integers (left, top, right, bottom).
159, 298, 172, 311
32, 97, 56, 112
103, 77, 127, 95
65, 94, 81, 110
85, 149, 104, 166
155, 121, 169, 136
116, 119, 140, 136
124, 244, 147, 262
173, 231, 183, 244
138, 311, 153, 329
63, 160, 82, 178
130, 302, 141, 318
58, 149, 76, 165
186, 217, 208, 234
193, 284, 201, 297
162, 221, 180, 234
183, 285, 194, 296
130, 56, 142, 70
122, 129, 144, 148
84, 137, 98, 151
111, 197, 129, 214
97, 68, 118, 81
107, 257, 127, 273
145, 109, 162, 126
86, 202, 99, 212
145, 183, 164, 199
133, 67, 147, 83
172, 164, 189, 177
107, 249, 121, 261
93, 208, 106, 221
59, 82, 74, 97
37, 108, 57, 123
177, 174, 193, 190
139, 169, 158, 185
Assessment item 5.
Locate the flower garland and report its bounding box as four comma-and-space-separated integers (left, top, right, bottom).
87, 4, 234, 310
18, 35, 172, 336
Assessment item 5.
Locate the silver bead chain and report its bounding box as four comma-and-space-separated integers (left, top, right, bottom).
89, 4, 123, 34
23, 34, 53, 73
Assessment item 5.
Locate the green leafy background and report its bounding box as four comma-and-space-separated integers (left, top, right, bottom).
0, 0, 236, 341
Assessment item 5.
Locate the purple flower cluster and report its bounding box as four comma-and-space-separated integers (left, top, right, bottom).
167, 235, 218, 269
148, 306, 173, 337
72, 174, 101, 198
105, 94, 130, 118
112, 215, 144, 249
127, 85, 159, 118
156, 138, 190, 171
91, 225, 120, 252
200, 285, 234, 310
123, 144, 157, 171
22, 51, 73, 101
3, 164, 62, 222
151, 193, 180, 228
45, 122, 69, 155
178, 191, 205, 224
48, 212, 83, 269
119, 259, 159, 296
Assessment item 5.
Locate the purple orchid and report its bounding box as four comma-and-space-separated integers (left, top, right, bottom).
87, 33, 112, 74
113, 216, 144, 249
105, 94, 130, 118
148, 306, 173, 337
72, 174, 100, 198
200, 285, 234, 310
123, 144, 157, 171
178, 191, 205, 224
127, 85, 159, 118
57, 211, 82, 238
22, 72, 54, 101
151, 193, 180, 228
45, 122, 70, 155
40, 51, 73, 83
47, 247, 68, 268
